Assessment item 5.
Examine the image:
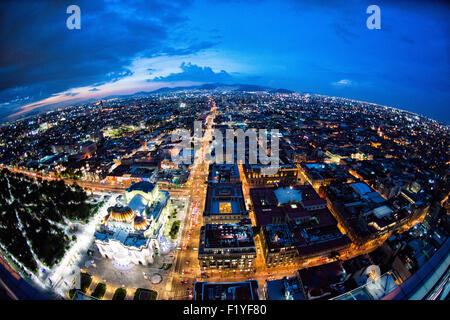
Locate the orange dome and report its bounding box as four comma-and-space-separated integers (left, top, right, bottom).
133, 216, 150, 231
102, 213, 110, 225
108, 206, 134, 223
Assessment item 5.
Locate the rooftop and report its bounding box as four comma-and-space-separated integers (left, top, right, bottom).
208, 163, 240, 183
250, 185, 329, 226
94, 228, 148, 248
200, 220, 256, 252
274, 187, 302, 205
126, 181, 156, 193
204, 182, 248, 217
301, 162, 353, 182
332, 272, 400, 300
265, 276, 306, 300
297, 261, 346, 299
193, 280, 259, 300
263, 224, 295, 250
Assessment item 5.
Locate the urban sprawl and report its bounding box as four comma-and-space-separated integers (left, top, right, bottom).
0, 88, 448, 300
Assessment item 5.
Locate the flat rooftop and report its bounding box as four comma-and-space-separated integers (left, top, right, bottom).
323, 181, 416, 237
292, 224, 351, 256
274, 187, 302, 205
194, 280, 259, 300
297, 261, 346, 299
250, 185, 329, 226
251, 185, 324, 207
263, 224, 295, 250
208, 163, 240, 183
301, 162, 353, 182
200, 220, 256, 251
203, 182, 247, 217
265, 276, 306, 300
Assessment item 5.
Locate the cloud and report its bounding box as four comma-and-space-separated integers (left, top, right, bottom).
5, 51, 244, 120
0, 0, 199, 115
158, 41, 219, 57
150, 62, 234, 83
331, 79, 355, 87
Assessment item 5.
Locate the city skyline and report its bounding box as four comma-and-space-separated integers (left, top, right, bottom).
0, 0, 448, 306
0, 90, 448, 301
0, 0, 449, 123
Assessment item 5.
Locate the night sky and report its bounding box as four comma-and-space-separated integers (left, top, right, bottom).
0, 0, 449, 123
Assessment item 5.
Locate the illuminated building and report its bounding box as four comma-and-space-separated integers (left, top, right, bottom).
260, 224, 297, 267
298, 163, 354, 189
202, 182, 249, 224
252, 185, 351, 266
324, 181, 430, 249
242, 163, 299, 188
94, 181, 172, 268
198, 219, 256, 271
80, 141, 97, 158
207, 163, 241, 184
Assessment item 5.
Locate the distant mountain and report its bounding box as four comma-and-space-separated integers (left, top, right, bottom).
269, 88, 294, 94
100, 83, 295, 101
197, 83, 271, 92
150, 85, 201, 94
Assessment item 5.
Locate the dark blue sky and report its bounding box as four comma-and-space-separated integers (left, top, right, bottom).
0, 0, 449, 123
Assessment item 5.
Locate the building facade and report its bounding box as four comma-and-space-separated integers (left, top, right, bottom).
94, 181, 172, 268
198, 219, 256, 271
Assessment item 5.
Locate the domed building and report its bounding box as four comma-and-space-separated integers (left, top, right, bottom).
108, 206, 135, 223
94, 181, 173, 267
133, 216, 150, 231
